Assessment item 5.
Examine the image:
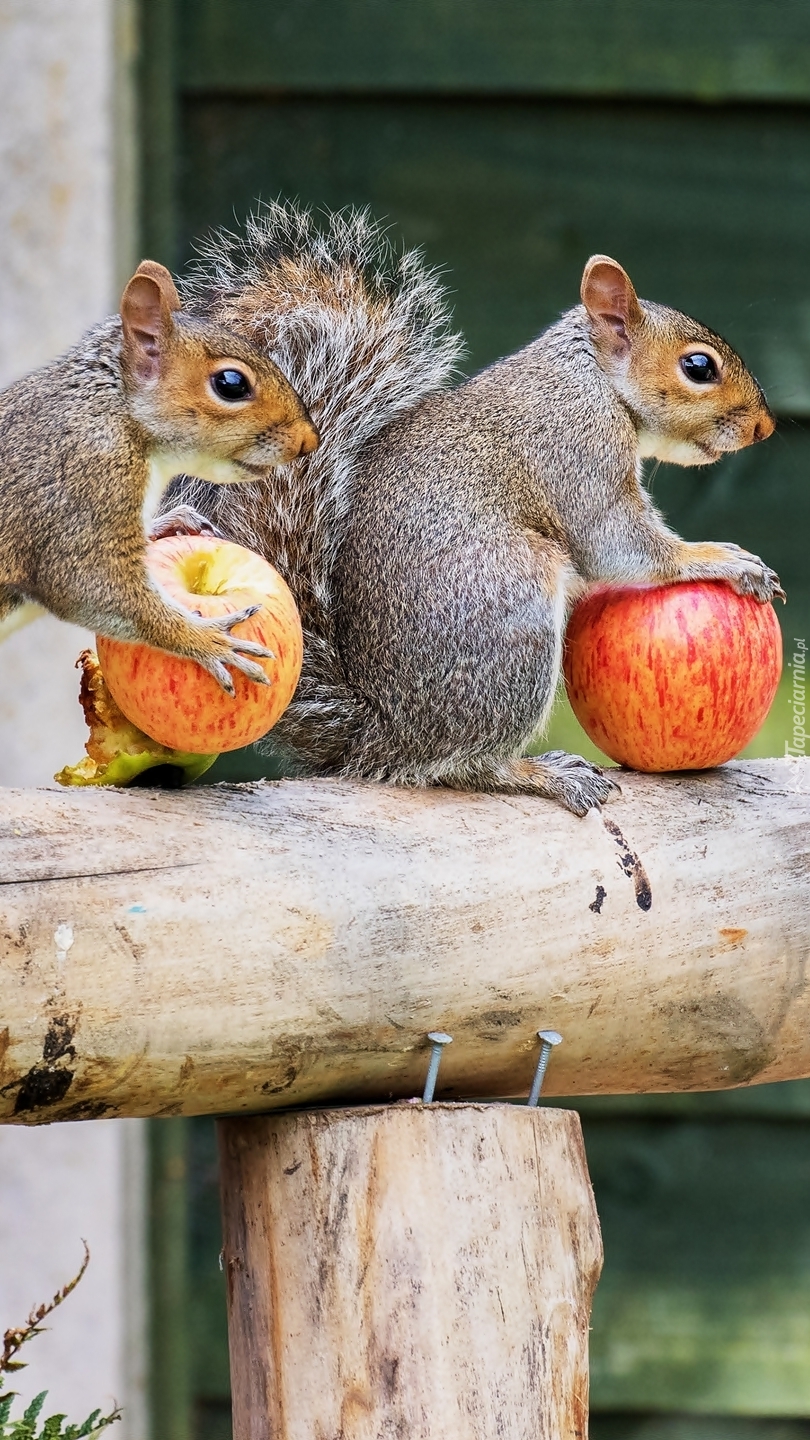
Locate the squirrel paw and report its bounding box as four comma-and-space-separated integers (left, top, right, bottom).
442, 750, 619, 813
149, 505, 223, 541
193, 605, 275, 694
688, 543, 786, 603
533, 751, 621, 816
724, 550, 785, 603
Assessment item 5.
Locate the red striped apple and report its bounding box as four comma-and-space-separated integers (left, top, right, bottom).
97, 534, 302, 754
563, 580, 782, 772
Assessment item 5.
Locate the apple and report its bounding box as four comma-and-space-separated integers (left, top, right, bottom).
56, 648, 219, 786
96, 534, 303, 754
563, 580, 782, 772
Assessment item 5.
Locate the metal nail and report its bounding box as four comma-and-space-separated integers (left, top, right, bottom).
422, 1031, 453, 1103
527, 1029, 563, 1107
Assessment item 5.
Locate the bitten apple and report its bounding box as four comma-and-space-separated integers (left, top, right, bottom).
56, 648, 218, 786
563, 580, 782, 772
97, 534, 303, 753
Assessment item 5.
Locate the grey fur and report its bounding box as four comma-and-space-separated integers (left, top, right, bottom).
172, 204, 464, 756
166, 204, 781, 813
0, 273, 317, 691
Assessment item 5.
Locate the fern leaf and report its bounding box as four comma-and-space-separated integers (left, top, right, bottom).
22, 1394, 46, 1426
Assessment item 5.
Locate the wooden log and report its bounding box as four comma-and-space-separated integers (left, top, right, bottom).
1, 759, 809, 1123
218, 1103, 603, 1440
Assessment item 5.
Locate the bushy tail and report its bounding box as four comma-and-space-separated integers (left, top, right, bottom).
170, 201, 463, 764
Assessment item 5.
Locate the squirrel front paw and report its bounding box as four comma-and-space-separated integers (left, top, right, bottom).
149, 505, 223, 541
678, 541, 785, 603
190, 605, 275, 694
714, 544, 785, 602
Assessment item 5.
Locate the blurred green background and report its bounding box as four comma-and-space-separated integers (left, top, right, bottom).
138, 4, 810, 1437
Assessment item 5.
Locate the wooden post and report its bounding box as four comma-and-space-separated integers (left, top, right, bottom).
218, 1103, 603, 1440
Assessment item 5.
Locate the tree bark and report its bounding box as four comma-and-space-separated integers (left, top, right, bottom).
218, 1103, 603, 1440
1, 759, 808, 1122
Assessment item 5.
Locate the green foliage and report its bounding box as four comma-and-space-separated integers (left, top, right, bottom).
0, 1245, 120, 1440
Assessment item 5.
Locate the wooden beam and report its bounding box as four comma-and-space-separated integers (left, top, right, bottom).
1, 759, 808, 1124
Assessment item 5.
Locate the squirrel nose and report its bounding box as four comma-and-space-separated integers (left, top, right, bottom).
752, 412, 775, 444
291, 419, 320, 457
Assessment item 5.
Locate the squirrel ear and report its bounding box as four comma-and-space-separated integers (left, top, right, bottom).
133, 260, 181, 312
580, 256, 642, 356
120, 262, 180, 382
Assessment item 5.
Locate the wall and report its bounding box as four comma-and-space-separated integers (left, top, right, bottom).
0, 3, 147, 1436
0, 1123, 147, 1436
0, 0, 136, 787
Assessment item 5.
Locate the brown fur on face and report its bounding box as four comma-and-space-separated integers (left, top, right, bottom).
120, 261, 318, 468
581, 256, 774, 466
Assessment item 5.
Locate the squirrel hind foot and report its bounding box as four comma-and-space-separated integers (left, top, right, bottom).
440, 751, 621, 815
148, 505, 224, 542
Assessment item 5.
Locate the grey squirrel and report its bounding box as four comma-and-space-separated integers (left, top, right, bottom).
163, 204, 781, 812
0, 259, 318, 692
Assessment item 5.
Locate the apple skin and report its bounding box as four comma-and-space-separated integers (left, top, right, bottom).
563, 580, 782, 772
97, 535, 303, 754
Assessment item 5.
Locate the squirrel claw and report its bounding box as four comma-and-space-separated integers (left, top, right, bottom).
212, 609, 275, 659
708, 546, 785, 605
228, 656, 272, 686
228, 638, 275, 660
208, 660, 236, 695
735, 562, 784, 604
196, 604, 272, 650
149, 505, 223, 541
212, 604, 260, 631
534, 751, 621, 816
204, 653, 270, 691
191, 605, 274, 690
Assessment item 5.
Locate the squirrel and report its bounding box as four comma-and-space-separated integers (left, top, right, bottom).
0, 258, 318, 693
161, 204, 782, 812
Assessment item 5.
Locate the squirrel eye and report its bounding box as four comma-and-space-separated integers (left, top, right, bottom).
211, 368, 253, 401
680, 352, 719, 385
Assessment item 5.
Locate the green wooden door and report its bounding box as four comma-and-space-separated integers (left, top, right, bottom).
138, 4, 810, 1436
